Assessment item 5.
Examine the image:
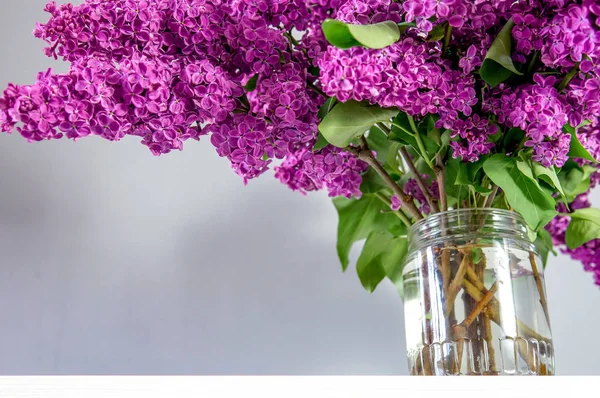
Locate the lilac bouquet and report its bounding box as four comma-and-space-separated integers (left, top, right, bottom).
2, 0, 600, 293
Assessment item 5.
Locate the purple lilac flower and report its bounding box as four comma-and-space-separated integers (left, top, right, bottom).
450, 115, 498, 163
275, 146, 368, 198
547, 189, 600, 287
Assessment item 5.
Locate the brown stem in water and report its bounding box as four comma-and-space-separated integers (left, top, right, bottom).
476, 256, 497, 374
483, 314, 497, 374
462, 278, 551, 344
462, 281, 498, 328
529, 252, 551, 326
445, 250, 471, 317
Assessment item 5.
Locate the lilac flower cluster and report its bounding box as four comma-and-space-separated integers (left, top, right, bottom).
486, 75, 570, 167
391, 175, 439, 215
449, 115, 498, 163
0, 0, 365, 198
318, 39, 478, 131
547, 184, 600, 287
274, 146, 368, 198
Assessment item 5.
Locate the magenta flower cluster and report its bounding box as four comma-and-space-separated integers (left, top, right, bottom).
547, 172, 600, 286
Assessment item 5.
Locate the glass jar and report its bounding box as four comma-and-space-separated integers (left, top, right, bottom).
402, 209, 554, 376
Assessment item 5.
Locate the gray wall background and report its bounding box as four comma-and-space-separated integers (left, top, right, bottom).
0, 1, 598, 375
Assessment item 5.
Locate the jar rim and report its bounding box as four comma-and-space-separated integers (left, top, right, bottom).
410, 208, 526, 232
407, 208, 530, 253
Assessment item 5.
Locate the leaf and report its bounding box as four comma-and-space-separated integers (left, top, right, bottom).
427, 22, 448, 42
321, 19, 360, 49
356, 231, 408, 293
322, 19, 400, 49
472, 248, 484, 266
483, 155, 557, 231
312, 132, 330, 152
558, 162, 595, 202
534, 229, 555, 267
384, 142, 403, 178
454, 157, 491, 194
360, 168, 388, 194
444, 156, 467, 205
333, 196, 402, 270
244, 75, 258, 92
397, 21, 417, 34
480, 18, 523, 87
564, 124, 597, 162
318, 97, 337, 120
565, 208, 600, 249
366, 126, 390, 163
503, 128, 526, 151
389, 112, 439, 163
319, 101, 398, 148
347, 21, 401, 49
532, 163, 568, 206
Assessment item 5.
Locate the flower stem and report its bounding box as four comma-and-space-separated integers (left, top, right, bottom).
354, 137, 425, 221
407, 114, 419, 134
435, 154, 448, 212
445, 250, 471, 317
406, 115, 436, 170
399, 147, 440, 213
307, 80, 327, 98
442, 25, 453, 56
462, 281, 498, 328
483, 185, 499, 208
557, 62, 580, 91
529, 252, 551, 326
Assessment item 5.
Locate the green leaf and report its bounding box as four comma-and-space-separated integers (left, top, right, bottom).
347, 21, 401, 49
427, 22, 448, 42
480, 18, 523, 87
503, 128, 526, 151
312, 132, 330, 152
322, 19, 400, 49
318, 97, 337, 120
558, 162, 595, 202
455, 161, 470, 186
333, 196, 402, 270
360, 168, 388, 194
532, 163, 568, 206
472, 248, 485, 266
397, 21, 417, 34
534, 229, 555, 267
244, 75, 258, 92
356, 231, 408, 293
389, 112, 439, 163
444, 156, 467, 205
319, 101, 398, 148
483, 155, 557, 230
454, 157, 491, 194
564, 124, 597, 162
565, 208, 600, 249
321, 19, 360, 49
364, 128, 402, 182
366, 126, 390, 163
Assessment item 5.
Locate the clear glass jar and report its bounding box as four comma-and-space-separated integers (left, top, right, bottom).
402, 209, 554, 376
